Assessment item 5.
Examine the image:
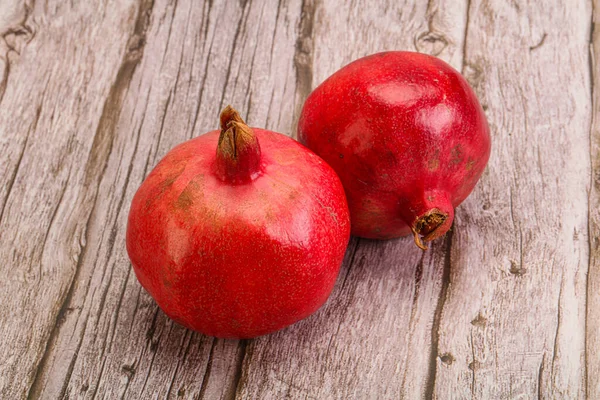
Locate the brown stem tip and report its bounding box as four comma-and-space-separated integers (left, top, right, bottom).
215, 105, 262, 183
220, 105, 245, 131
411, 209, 448, 250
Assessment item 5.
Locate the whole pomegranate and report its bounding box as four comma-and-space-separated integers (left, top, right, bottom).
298, 51, 491, 249
126, 106, 350, 338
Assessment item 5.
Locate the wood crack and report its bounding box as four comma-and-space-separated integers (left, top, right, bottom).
165, 330, 193, 398
400, 251, 426, 395
189, 0, 230, 138
339, 238, 361, 298
87, 101, 147, 393
538, 352, 546, 398
138, 319, 169, 397
550, 277, 564, 380
38, 166, 72, 272
26, 211, 93, 400
171, 0, 191, 97
293, 0, 316, 126
106, 265, 133, 350
322, 239, 361, 369
586, 3, 597, 397
230, 339, 250, 400
128, 287, 144, 335
24, 0, 155, 397
158, 0, 178, 68
197, 338, 216, 399
268, 0, 283, 70
189, 32, 215, 139
0, 102, 39, 226
231, 0, 254, 98
202, 0, 213, 52
217, 0, 250, 111
99, 107, 148, 354
424, 229, 453, 400
90, 356, 108, 400
123, 307, 160, 399
461, 0, 473, 72
470, 330, 476, 397
243, 1, 265, 118
0, 48, 9, 106
58, 315, 91, 399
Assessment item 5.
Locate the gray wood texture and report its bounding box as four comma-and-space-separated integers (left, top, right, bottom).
0, 0, 596, 398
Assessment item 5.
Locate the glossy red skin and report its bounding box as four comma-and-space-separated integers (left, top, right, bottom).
126, 129, 350, 338
298, 51, 491, 239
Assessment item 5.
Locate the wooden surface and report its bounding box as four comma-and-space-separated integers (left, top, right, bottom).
0, 0, 597, 398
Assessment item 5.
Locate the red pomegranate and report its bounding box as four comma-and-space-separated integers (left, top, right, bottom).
298, 51, 491, 249
126, 106, 350, 338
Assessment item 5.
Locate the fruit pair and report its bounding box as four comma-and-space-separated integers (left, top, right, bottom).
126, 51, 491, 338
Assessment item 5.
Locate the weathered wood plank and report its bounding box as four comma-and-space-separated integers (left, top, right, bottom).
239, 1, 469, 398
0, 0, 595, 398
28, 0, 305, 398
433, 0, 592, 398
0, 1, 140, 398
587, 0, 599, 398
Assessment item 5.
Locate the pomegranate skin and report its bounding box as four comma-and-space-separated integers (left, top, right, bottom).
126, 114, 350, 338
298, 51, 491, 246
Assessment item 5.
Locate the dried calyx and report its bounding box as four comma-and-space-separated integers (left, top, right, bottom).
215, 106, 262, 183
411, 209, 449, 250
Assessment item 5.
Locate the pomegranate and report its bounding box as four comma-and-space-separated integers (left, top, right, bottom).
126, 106, 350, 338
298, 51, 491, 249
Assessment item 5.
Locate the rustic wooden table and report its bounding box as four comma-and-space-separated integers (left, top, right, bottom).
1, 0, 598, 398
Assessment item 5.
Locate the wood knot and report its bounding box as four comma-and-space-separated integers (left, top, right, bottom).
471, 313, 487, 327
509, 261, 526, 276
0, 0, 36, 58
122, 363, 136, 377
414, 31, 449, 56
125, 34, 146, 62
462, 63, 484, 88
468, 360, 481, 371
440, 353, 455, 365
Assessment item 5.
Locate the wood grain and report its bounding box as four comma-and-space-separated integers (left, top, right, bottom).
240, 1, 469, 399
26, 0, 305, 398
587, 0, 599, 398
433, 0, 592, 398
0, 0, 139, 397
0, 0, 596, 398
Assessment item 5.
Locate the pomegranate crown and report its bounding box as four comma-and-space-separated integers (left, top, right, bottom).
214, 106, 262, 183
